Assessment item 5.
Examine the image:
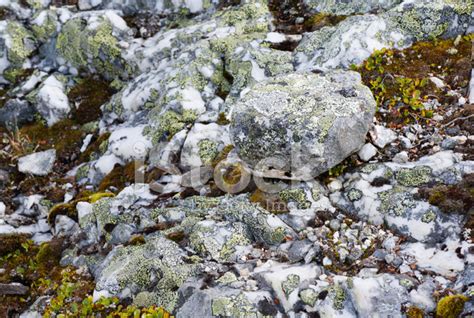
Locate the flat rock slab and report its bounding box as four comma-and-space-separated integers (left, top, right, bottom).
0, 283, 29, 295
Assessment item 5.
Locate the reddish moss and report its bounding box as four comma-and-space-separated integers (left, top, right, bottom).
0, 233, 31, 257
303, 13, 347, 32
250, 189, 289, 214
79, 132, 110, 163
98, 161, 136, 193
68, 77, 114, 125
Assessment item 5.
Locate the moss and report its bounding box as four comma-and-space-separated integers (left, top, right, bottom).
395, 166, 432, 187
68, 77, 114, 124
436, 294, 469, 318
250, 189, 289, 214
357, 36, 472, 126
3, 67, 33, 84
19, 119, 86, 164
211, 144, 234, 168
418, 174, 473, 215
79, 132, 111, 162
128, 235, 146, 246
0, 233, 31, 256
406, 306, 424, 318
303, 13, 347, 32
98, 161, 136, 193
47, 192, 115, 224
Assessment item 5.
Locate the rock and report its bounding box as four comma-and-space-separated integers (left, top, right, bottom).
0, 99, 36, 130
295, 0, 472, 70
327, 179, 343, 192
0, 169, 10, 189
18, 149, 56, 176
180, 123, 232, 171
78, 0, 102, 10
54, 215, 79, 237
288, 240, 313, 263
94, 236, 200, 311
370, 125, 397, 148
230, 71, 376, 180
0, 282, 28, 295
304, 0, 402, 15
393, 151, 409, 163
331, 151, 469, 243
108, 126, 152, 161
358, 143, 378, 162
35, 75, 70, 126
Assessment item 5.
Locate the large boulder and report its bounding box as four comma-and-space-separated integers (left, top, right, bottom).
230, 71, 376, 180
303, 0, 402, 15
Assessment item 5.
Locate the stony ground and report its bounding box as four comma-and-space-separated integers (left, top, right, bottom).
0, 0, 473, 317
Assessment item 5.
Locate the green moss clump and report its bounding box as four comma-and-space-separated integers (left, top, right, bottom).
436, 294, 469, 318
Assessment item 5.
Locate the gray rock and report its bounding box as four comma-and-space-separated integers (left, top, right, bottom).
54, 215, 79, 237
109, 223, 135, 245
288, 240, 313, 263
304, 0, 402, 15
331, 151, 469, 243
94, 236, 201, 311
358, 143, 378, 162
0, 99, 36, 130
230, 71, 376, 180
0, 283, 28, 295
371, 125, 397, 148
18, 149, 56, 176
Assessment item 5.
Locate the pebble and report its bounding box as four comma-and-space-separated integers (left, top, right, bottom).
358, 143, 378, 161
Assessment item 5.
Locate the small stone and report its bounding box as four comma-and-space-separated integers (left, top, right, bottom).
329, 219, 340, 231
18, 149, 56, 176
393, 151, 409, 163
399, 136, 412, 149
327, 180, 343, 192
358, 143, 378, 161
370, 125, 397, 149
288, 240, 313, 263
0, 283, 28, 295
441, 138, 457, 150
322, 257, 332, 266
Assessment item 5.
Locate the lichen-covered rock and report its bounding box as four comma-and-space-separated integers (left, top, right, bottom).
230, 71, 376, 180
93, 236, 201, 312
55, 11, 134, 79
295, 0, 473, 70
331, 151, 471, 243
0, 20, 37, 83
303, 0, 402, 15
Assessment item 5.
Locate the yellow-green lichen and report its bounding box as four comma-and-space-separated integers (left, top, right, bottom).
6, 21, 36, 65
395, 166, 432, 187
